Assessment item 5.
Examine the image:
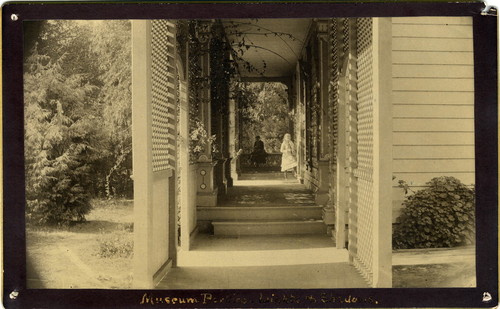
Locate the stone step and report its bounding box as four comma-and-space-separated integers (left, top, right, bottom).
197, 206, 322, 221
212, 220, 327, 236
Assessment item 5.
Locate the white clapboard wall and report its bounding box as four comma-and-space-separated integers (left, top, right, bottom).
391, 17, 475, 220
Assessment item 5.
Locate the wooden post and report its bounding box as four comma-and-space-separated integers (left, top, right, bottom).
318, 24, 330, 160
229, 97, 238, 181
197, 30, 219, 206
132, 19, 178, 288
315, 33, 331, 206
131, 20, 154, 289
295, 62, 305, 183
179, 79, 191, 251
336, 75, 347, 249
372, 17, 393, 288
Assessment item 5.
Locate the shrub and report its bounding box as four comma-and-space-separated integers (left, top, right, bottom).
393, 176, 475, 249
96, 230, 133, 258
25, 160, 93, 227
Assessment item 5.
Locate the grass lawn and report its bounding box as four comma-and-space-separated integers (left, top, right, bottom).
26, 199, 134, 289
392, 246, 476, 288
393, 262, 476, 288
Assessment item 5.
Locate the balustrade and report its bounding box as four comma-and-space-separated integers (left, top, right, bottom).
239, 153, 282, 171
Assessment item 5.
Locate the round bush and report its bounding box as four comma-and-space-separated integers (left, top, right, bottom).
393, 176, 475, 249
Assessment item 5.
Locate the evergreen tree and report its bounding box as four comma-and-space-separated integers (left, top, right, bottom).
24, 46, 99, 225
89, 21, 133, 199
24, 20, 132, 225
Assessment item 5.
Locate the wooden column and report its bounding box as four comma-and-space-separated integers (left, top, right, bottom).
335, 18, 350, 249
229, 97, 239, 181
295, 62, 305, 183
315, 26, 331, 206
372, 17, 393, 288
318, 21, 330, 160
131, 20, 154, 289
336, 74, 347, 248
179, 73, 191, 251
131, 20, 177, 288
197, 29, 218, 207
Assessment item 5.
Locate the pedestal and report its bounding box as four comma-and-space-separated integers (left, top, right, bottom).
197, 161, 218, 207
322, 206, 336, 240
225, 157, 233, 187
215, 159, 226, 196
315, 160, 330, 206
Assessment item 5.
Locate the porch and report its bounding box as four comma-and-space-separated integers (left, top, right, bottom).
132, 17, 393, 289
159, 249, 368, 289
131, 16, 475, 289
159, 171, 368, 289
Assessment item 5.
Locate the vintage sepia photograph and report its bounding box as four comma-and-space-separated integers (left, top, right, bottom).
22, 16, 479, 291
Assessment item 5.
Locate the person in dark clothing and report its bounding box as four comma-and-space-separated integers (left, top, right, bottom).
250, 136, 267, 167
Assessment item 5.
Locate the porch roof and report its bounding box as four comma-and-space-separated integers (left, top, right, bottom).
222, 19, 312, 80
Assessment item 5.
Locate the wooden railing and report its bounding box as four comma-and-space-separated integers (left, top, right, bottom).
240, 153, 282, 171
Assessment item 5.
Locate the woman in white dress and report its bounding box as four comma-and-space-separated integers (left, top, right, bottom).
280, 133, 297, 179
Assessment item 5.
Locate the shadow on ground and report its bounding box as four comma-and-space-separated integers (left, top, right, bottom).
26, 199, 134, 289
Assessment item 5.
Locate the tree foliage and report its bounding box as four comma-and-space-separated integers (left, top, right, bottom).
25, 49, 97, 225
177, 20, 296, 161
237, 82, 290, 153
90, 21, 133, 198
24, 20, 132, 226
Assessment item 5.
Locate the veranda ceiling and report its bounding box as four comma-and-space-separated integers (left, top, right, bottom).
222, 19, 312, 79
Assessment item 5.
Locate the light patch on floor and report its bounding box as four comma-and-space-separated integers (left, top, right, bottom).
178, 246, 348, 267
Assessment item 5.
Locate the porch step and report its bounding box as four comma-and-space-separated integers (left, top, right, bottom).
198, 206, 322, 221
212, 220, 326, 236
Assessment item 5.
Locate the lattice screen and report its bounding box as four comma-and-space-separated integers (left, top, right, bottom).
352, 17, 375, 285
328, 19, 341, 241
311, 43, 320, 162
151, 20, 177, 172
343, 20, 358, 257
342, 19, 350, 57
346, 19, 359, 260
328, 19, 339, 168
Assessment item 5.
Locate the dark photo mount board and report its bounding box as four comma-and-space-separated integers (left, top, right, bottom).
2, 1, 498, 308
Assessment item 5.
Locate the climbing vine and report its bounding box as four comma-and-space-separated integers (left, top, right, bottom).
223, 20, 301, 75
176, 19, 301, 163
177, 21, 213, 162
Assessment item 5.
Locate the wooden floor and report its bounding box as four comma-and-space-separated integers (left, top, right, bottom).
158, 172, 369, 289
157, 262, 369, 289
219, 175, 315, 207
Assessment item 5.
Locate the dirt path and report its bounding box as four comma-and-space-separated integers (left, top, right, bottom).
26, 199, 133, 289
